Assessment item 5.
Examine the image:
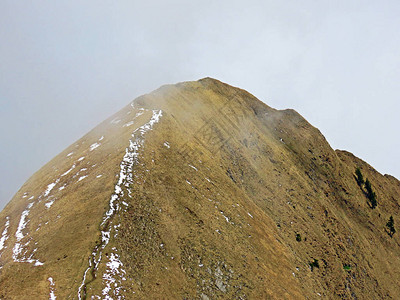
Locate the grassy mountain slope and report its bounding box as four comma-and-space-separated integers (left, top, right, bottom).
0, 78, 399, 299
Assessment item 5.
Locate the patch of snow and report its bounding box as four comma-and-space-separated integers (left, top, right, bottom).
78, 156, 85, 162
101, 231, 110, 244
14, 202, 33, 243
28, 196, 34, 200
78, 258, 91, 300
78, 175, 88, 182
45, 199, 55, 209
247, 212, 254, 218
123, 109, 145, 128
90, 142, 101, 151
186, 180, 192, 185
34, 260, 44, 266
48, 277, 56, 299
189, 164, 198, 171
102, 251, 126, 299
111, 118, 121, 124
67, 152, 74, 157
163, 142, 170, 148
135, 108, 145, 117
61, 164, 76, 176
205, 177, 211, 183
59, 185, 66, 191
123, 121, 135, 127
220, 211, 233, 224
0, 217, 10, 254
99, 136, 104, 141
44, 180, 59, 197
96, 174, 103, 178
13, 202, 43, 265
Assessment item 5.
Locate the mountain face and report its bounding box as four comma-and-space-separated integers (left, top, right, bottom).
0, 78, 399, 299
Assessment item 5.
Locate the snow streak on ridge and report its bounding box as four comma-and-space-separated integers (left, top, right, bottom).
44, 181, 59, 197
48, 277, 56, 300
11, 198, 45, 265
12, 200, 43, 266
78, 108, 163, 299
0, 217, 10, 257
102, 249, 127, 299
12, 202, 42, 264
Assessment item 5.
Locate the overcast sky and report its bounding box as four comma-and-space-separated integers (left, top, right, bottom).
1, 1, 400, 210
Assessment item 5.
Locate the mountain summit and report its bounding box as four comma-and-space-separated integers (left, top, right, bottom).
0, 78, 399, 299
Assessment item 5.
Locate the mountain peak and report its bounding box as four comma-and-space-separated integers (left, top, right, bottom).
0, 79, 399, 299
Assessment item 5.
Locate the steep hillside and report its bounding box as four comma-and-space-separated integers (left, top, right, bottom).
0, 78, 399, 299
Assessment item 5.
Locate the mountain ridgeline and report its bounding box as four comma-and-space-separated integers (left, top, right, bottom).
0, 78, 399, 299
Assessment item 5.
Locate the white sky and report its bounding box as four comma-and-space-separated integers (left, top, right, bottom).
1, 0, 400, 209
